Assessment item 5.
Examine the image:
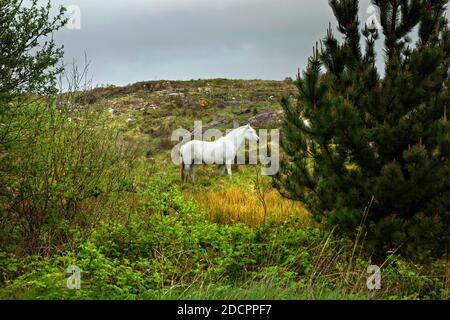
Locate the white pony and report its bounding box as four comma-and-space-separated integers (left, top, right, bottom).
180, 124, 260, 184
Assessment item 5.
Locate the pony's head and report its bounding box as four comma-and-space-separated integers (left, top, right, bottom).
243, 124, 259, 143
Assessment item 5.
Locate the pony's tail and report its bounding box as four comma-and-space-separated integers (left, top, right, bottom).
180, 151, 185, 183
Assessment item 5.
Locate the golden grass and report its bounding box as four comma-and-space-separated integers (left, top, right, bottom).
192, 187, 310, 227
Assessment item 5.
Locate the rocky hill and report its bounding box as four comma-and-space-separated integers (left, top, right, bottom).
77, 79, 296, 152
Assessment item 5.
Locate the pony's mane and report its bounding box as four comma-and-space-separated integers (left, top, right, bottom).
226, 125, 249, 136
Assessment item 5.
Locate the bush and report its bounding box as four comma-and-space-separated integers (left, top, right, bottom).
0, 100, 136, 255
1, 177, 447, 300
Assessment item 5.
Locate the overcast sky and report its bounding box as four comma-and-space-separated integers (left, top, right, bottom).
45, 0, 448, 87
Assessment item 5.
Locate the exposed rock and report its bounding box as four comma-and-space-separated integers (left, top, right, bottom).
205, 119, 229, 128
186, 119, 231, 139
168, 92, 185, 98
156, 90, 170, 96
233, 109, 251, 116
247, 110, 284, 127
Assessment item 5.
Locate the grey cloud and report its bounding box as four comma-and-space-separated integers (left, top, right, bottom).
45, 0, 448, 86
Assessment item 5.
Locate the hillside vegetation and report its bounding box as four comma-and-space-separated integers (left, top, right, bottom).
1, 0, 449, 301
1, 79, 448, 300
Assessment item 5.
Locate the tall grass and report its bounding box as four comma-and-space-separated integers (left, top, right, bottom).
193, 187, 310, 227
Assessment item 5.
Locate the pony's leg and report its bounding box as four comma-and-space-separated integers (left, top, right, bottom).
183, 164, 191, 184
225, 162, 232, 181
181, 162, 186, 184
219, 165, 226, 176
191, 164, 197, 185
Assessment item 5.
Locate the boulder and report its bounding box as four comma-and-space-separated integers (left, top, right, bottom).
247, 111, 284, 127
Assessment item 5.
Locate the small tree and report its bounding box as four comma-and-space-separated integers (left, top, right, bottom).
0, 0, 66, 105
0, 0, 66, 197
275, 0, 450, 259
0, 1, 70, 253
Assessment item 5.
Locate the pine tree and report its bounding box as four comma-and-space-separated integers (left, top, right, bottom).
275, 0, 450, 259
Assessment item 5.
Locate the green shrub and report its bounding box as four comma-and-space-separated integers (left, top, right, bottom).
1, 177, 447, 300
0, 101, 136, 254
